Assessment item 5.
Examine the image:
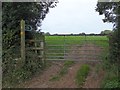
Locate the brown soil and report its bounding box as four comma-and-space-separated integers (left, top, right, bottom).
18, 43, 105, 88
83, 66, 105, 88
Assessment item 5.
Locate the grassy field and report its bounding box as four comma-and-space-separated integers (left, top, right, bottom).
45, 35, 109, 60
45, 36, 108, 47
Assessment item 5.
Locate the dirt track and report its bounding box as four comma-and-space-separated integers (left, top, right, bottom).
18, 43, 105, 88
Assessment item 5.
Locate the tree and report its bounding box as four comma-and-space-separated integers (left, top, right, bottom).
81, 32, 86, 36
100, 30, 112, 35
96, 2, 118, 23
96, 1, 120, 88
96, 1, 120, 62
44, 32, 51, 36
89, 33, 95, 36
2, 1, 58, 52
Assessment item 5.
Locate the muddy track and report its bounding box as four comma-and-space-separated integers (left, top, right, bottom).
19, 43, 105, 88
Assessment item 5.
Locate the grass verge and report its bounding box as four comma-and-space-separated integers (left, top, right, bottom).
75, 64, 90, 87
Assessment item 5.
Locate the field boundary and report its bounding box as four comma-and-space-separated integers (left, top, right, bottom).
45, 35, 106, 62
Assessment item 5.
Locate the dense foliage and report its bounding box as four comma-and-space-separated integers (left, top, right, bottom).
2, 1, 58, 87
96, 1, 120, 64
96, 1, 120, 88
2, 1, 58, 53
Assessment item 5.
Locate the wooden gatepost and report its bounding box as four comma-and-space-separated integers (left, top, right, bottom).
20, 19, 25, 67
20, 19, 45, 66
29, 32, 45, 64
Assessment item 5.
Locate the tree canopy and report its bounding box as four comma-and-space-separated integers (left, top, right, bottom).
96, 2, 118, 23
100, 30, 112, 35
96, 1, 120, 88
2, 1, 58, 51
96, 0, 120, 68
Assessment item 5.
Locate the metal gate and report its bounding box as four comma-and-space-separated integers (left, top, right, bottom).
45, 35, 108, 62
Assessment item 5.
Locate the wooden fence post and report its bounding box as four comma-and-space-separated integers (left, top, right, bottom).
20, 19, 25, 65
41, 34, 45, 64
64, 35, 66, 58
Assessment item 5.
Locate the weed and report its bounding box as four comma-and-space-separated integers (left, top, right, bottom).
49, 75, 61, 81
64, 61, 75, 67
60, 61, 75, 76
59, 66, 68, 76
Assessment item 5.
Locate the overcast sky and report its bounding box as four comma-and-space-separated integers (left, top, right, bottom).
41, 0, 113, 34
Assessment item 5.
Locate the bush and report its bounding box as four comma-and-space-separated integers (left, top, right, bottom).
75, 64, 90, 87
100, 56, 120, 88
109, 29, 120, 65
2, 47, 44, 88
101, 76, 120, 88
104, 80, 119, 88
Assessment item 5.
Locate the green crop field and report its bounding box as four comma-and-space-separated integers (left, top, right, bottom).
45, 35, 109, 47
45, 35, 109, 60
